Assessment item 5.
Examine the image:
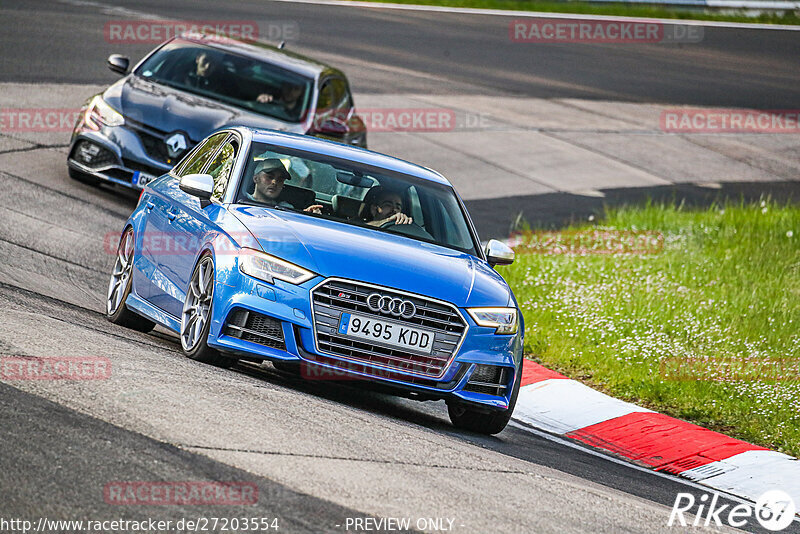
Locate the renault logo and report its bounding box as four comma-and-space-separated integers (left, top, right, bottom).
366, 293, 416, 319
165, 132, 187, 158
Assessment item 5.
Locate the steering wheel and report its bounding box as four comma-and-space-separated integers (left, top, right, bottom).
379, 220, 434, 240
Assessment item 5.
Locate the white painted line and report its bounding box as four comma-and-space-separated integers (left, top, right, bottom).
685, 450, 800, 507
508, 419, 763, 508
511, 419, 800, 525
513, 378, 651, 434
267, 0, 800, 30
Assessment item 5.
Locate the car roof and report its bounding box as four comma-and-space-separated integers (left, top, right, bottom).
179, 33, 335, 79
241, 128, 453, 187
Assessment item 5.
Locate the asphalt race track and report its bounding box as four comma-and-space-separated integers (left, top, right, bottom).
1, 1, 799, 532
3, 0, 800, 106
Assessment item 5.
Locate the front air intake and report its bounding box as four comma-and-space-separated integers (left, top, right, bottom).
223, 308, 285, 350
464, 365, 511, 396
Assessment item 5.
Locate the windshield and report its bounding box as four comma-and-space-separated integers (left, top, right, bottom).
135, 40, 313, 123
236, 142, 479, 256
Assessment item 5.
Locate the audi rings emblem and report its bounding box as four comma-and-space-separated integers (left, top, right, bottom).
366, 293, 417, 319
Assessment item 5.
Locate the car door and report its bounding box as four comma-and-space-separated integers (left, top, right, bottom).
154, 134, 239, 318
142, 132, 228, 315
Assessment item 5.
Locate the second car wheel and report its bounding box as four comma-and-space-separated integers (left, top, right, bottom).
106, 227, 156, 333
180, 254, 237, 368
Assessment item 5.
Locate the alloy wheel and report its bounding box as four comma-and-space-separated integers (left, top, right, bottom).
181, 257, 214, 352
107, 228, 134, 316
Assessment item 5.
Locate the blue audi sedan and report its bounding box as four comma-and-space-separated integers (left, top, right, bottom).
107, 127, 523, 434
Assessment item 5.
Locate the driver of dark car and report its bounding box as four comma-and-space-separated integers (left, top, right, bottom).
185, 51, 272, 104
362, 187, 412, 227
184, 51, 223, 91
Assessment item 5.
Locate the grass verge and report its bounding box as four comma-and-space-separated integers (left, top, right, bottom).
502, 199, 800, 456
346, 0, 800, 25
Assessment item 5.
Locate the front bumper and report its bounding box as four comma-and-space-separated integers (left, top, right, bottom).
206, 263, 523, 410
67, 122, 176, 190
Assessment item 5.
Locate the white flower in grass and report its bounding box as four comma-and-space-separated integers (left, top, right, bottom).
788, 230, 794, 238
762, 207, 769, 214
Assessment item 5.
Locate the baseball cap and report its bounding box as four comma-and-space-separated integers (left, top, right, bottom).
254, 159, 289, 179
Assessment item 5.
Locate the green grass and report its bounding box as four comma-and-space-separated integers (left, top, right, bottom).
347, 0, 800, 25
502, 199, 800, 456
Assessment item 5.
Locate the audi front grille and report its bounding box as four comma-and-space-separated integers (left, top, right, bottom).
310, 279, 467, 379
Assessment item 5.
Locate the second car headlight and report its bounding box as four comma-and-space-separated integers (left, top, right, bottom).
239, 248, 315, 285
467, 307, 518, 335
84, 95, 124, 129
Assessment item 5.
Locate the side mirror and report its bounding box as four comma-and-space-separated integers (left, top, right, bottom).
485, 239, 515, 267
179, 173, 214, 205
311, 117, 349, 136
107, 54, 130, 75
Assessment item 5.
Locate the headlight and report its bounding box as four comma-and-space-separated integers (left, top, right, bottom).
239, 248, 315, 285
84, 95, 124, 130
467, 307, 518, 335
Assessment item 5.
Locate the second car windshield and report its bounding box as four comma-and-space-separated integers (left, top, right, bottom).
236, 142, 479, 256
135, 40, 313, 123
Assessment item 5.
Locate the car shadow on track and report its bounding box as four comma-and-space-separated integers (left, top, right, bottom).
233, 360, 463, 433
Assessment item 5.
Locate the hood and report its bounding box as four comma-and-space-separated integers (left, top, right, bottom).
230, 206, 510, 308
103, 76, 306, 142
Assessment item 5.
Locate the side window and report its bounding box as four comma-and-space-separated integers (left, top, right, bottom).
205, 140, 238, 201
406, 186, 424, 227
176, 133, 227, 177
316, 80, 333, 114
316, 77, 350, 117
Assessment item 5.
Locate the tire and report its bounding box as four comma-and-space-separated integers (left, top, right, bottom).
447, 367, 522, 435
68, 167, 100, 186
180, 254, 236, 368
106, 228, 156, 333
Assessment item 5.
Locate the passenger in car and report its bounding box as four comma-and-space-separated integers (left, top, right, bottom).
247, 159, 322, 214
362, 186, 413, 227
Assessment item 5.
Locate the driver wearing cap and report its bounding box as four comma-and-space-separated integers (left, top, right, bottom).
362, 186, 413, 227
248, 159, 322, 214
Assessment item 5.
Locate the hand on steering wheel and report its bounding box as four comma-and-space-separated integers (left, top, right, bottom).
378, 212, 413, 227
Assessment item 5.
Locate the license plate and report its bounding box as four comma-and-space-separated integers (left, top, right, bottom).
132, 170, 156, 188
337, 313, 434, 354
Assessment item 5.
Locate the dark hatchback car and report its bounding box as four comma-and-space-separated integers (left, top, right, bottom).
68, 33, 366, 190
